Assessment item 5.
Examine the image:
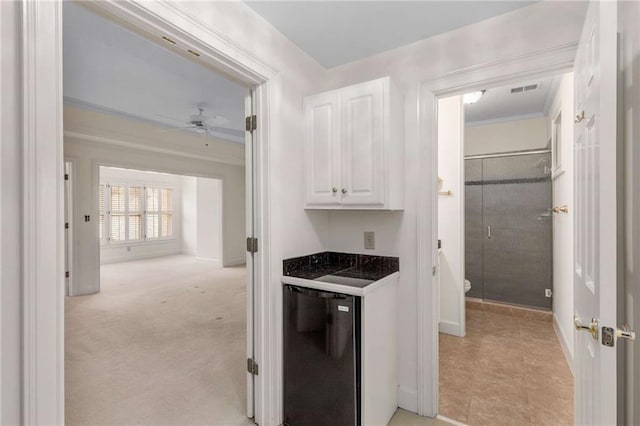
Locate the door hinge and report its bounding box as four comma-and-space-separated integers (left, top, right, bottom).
65, 222, 69, 229
246, 237, 258, 254
432, 266, 436, 276
245, 115, 257, 132
247, 358, 259, 375
65, 271, 70, 278
64, 173, 69, 181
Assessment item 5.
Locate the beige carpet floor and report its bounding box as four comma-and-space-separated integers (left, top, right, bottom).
65, 255, 251, 425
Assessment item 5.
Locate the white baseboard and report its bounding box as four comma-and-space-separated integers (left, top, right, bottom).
224, 257, 246, 267
397, 386, 418, 413
100, 249, 182, 264
553, 313, 575, 376
438, 320, 462, 337
181, 249, 196, 256
196, 257, 222, 268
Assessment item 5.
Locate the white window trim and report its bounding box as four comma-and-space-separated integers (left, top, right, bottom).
100, 180, 176, 245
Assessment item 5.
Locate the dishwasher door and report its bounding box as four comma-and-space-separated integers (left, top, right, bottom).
283, 285, 360, 426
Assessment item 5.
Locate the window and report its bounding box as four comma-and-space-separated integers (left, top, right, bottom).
100, 183, 173, 244
146, 187, 173, 239
99, 184, 105, 242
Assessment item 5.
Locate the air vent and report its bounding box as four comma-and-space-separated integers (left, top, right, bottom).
510, 83, 539, 94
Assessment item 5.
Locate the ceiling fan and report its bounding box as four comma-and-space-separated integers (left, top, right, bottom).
156, 105, 244, 139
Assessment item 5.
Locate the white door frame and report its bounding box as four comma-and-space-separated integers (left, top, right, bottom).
21, 1, 276, 424
416, 41, 579, 416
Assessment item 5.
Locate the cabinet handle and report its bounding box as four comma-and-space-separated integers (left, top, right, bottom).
341, 188, 347, 194
487, 225, 492, 239
332, 187, 338, 194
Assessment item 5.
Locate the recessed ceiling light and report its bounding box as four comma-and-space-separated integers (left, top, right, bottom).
463, 90, 486, 105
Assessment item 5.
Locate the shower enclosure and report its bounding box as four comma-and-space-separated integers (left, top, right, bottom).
465, 151, 552, 310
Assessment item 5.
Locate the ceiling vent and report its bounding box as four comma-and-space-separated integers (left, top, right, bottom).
510, 83, 539, 94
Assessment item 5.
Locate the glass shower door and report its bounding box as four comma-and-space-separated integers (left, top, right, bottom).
464, 159, 483, 299
481, 153, 552, 309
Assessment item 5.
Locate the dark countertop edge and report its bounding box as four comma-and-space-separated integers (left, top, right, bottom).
282, 251, 399, 282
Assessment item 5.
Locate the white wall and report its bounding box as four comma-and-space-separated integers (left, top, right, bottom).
181, 176, 197, 256
99, 167, 184, 264
437, 96, 465, 337
323, 1, 586, 410
195, 178, 223, 266
0, 1, 23, 423
548, 73, 575, 371
465, 116, 549, 156
619, 2, 640, 424
64, 105, 246, 295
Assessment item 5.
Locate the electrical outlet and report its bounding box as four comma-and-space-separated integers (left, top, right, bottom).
545, 289, 552, 298
364, 232, 375, 250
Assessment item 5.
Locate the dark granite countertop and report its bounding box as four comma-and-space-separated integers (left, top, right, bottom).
283, 252, 399, 282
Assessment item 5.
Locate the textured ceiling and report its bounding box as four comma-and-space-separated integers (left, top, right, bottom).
63, 2, 247, 144
245, 1, 538, 68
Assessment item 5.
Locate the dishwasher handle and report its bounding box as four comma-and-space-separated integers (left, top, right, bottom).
286, 285, 347, 299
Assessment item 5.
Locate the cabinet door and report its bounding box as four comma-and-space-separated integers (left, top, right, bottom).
304, 91, 341, 205
340, 79, 385, 205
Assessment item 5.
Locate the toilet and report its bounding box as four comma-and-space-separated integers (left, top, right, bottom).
464, 279, 471, 293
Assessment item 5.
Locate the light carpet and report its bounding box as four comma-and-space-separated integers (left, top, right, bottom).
65, 255, 251, 425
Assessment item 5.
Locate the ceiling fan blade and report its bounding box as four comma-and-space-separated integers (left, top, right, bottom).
203, 114, 229, 126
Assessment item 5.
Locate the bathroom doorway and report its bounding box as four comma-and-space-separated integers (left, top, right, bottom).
436, 72, 575, 424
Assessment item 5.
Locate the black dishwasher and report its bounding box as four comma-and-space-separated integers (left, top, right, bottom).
283, 285, 361, 426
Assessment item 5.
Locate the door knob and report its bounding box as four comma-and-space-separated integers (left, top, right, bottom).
552, 205, 569, 214
341, 188, 347, 194
574, 315, 599, 340
575, 110, 585, 123
332, 187, 338, 194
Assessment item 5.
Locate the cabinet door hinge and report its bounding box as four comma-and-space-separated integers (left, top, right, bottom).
245, 115, 257, 132
247, 358, 259, 375
246, 237, 258, 254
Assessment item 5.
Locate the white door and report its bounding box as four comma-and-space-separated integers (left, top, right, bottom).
304, 91, 341, 205
340, 78, 385, 205
573, 2, 621, 424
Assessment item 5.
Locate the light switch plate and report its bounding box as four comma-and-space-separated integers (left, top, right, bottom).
364, 231, 375, 250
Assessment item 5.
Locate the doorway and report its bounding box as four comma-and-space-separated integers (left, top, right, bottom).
62, 3, 259, 424
436, 73, 575, 424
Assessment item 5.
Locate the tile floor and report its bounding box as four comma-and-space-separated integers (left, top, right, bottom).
439, 301, 573, 426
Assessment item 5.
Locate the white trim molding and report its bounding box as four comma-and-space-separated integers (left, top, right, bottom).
22, 1, 65, 423
417, 41, 576, 417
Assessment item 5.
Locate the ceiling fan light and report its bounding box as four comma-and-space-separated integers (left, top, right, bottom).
463, 90, 486, 105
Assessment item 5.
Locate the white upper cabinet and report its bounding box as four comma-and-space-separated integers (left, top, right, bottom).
304, 77, 403, 210
304, 91, 341, 205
